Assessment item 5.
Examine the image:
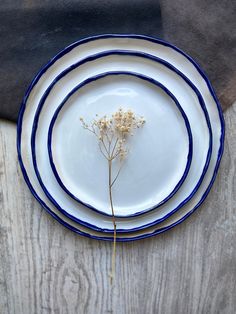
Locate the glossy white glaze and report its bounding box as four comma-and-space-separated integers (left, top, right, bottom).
19, 37, 222, 238
50, 74, 190, 216
33, 52, 209, 231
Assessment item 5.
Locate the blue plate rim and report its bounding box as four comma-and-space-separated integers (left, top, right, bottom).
16, 34, 224, 241
47, 70, 193, 218
31, 49, 212, 233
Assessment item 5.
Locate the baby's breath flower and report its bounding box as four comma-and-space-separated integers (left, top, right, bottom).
80, 107, 145, 284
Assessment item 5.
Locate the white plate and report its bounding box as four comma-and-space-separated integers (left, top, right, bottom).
31, 50, 211, 232
17, 35, 224, 240
48, 71, 193, 217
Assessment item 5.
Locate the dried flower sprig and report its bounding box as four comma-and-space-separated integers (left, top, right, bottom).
80, 108, 145, 283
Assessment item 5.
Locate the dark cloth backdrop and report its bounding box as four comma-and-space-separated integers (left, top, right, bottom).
0, 0, 235, 122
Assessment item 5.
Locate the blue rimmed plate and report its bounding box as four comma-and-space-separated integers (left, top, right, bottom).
47, 71, 193, 218
17, 35, 224, 240
31, 50, 211, 232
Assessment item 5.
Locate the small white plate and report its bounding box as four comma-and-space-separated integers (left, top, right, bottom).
17, 35, 224, 240
31, 50, 211, 232
48, 71, 193, 217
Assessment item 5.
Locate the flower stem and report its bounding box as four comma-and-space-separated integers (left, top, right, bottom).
108, 159, 116, 284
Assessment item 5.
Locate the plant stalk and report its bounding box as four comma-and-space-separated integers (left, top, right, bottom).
108, 159, 116, 284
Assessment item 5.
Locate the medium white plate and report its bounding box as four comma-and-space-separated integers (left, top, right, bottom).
31, 50, 211, 232
17, 35, 224, 240
48, 71, 193, 217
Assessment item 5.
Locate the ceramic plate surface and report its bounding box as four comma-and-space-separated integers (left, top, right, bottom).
17, 35, 224, 241
48, 71, 193, 217
31, 50, 211, 232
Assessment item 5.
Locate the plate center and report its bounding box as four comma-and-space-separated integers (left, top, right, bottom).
50, 73, 191, 216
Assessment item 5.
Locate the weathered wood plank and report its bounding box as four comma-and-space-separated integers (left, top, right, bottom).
0, 103, 235, 314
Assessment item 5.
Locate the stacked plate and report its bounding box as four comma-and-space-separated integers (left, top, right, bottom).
17, 34, 224, 241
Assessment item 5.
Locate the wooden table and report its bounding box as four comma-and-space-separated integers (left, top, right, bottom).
0, 103, 235, 314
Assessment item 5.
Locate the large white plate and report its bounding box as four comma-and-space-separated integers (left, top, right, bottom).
31, 50, 211, 232
17, 35, 224, 241
48, 71, 193, 217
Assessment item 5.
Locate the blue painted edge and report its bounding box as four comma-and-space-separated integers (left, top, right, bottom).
16, 34, 224, 242
47, 71, 193, 218
31, 49, 212, 233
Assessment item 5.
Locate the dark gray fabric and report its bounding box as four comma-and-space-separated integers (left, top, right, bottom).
160, 0, 236, 111
0, 1, 162, 122
0, 0, 235, 122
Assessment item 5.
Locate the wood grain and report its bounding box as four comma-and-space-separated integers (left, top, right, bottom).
0, 103, 236, 314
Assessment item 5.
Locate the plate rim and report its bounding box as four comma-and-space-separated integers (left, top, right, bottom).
47, 70, 193, 218
17, 34, 224, 241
